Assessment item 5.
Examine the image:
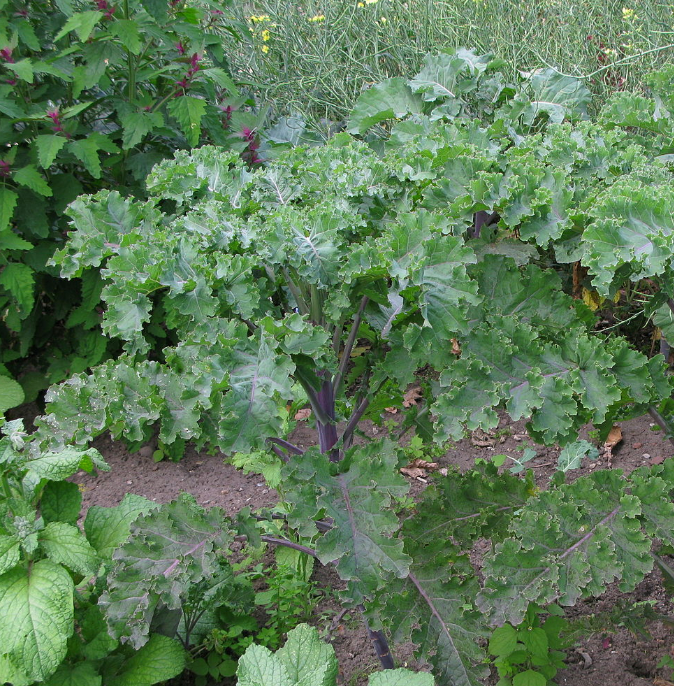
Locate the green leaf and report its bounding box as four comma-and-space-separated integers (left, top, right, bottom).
488, 624, 518, 658
43, 661, 102, 686
512, 670, 547, 686
0, 187, 18, 232
237, 624, 337, 686
120, 110, 164, 149
107, 634, 185, 686
113, 19, 142, 54
0, 375, 25, 414
0, 560, 74, 682
0, 535, 20, 575
168, 96, 207, 147
0, 229, 32, 250
36, 135, 68, 169
0, 262, 34, 312
6, 59, 34, 83
139, 0, 168, 21
409, 49, 491, 103
13, 165, 52, 196
557, 440, 598, 472
84, 492, 157, 559
478, 470, 655, 626
27, 447, 108, 482
39, 522, 100, 577
285, 441, 411, 604
368, 669, 434, 686
41, 481, 82, 526
54, 11, 104, 42
347, 78, 424, 135
100, 495, 233, 648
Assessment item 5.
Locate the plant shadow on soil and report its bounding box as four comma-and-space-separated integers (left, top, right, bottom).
64, 411, 674, 686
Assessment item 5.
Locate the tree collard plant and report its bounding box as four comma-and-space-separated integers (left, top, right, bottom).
34, 51, 674, 684
0, 0, 255, 407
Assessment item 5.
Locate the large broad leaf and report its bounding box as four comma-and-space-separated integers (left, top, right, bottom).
26, 447, 108, 481
0, 560, 74, 682
39, 522, 99, 577
582, 181, 674, 295
237, 624, 337, 686
409, 49, 492, 103
284, 441, 411, 605
100, 495, 233, 648
84, 493, 157, 559
347, 78, 424, 135
369, 670, 434, 686
217, 334, 295, 454
0, 375, 25, 414
478, 468, 660, 625
106, 634, 185, 686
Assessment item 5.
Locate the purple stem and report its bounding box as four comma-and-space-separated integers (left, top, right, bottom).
266, 437, 304, 455
358, 605, 395, 669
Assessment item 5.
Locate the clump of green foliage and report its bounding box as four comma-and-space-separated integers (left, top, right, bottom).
26, 50, 674, 685
0, 0, 261, 411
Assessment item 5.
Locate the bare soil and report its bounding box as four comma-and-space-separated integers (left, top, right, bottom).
65, 411, 674, 686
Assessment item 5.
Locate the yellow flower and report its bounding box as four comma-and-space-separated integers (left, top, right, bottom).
365, 0, 379, 4
250, 14, 270, 22
261, 29, 271, 41
357, 2, 364, 6
262, 45, 269, 53
308, 14, 325, 21
380, 16, 386, 22
621, 7, 636, 19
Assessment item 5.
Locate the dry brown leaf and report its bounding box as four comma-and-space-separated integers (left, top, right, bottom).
654, 678, 674, 686
471, 428, 495, 447
294, 408, 312, 421
451, 338, 461, 355
400, 467, 426, 479
409, 458, 439, 471
384, 406, 398, 414
604, 425, 622, 450
403, 386, 422, 408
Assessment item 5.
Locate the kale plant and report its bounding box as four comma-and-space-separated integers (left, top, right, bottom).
32, 50, 674, 684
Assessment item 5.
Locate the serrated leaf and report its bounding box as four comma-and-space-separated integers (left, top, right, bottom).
0, 229, 32, 250
285, 441, 411, 604
478, 470, 654, 626
42, 661, 102, 686
0, 560, 74, 682
368, 669, 434, 686
0, 187, 17, 232
488, 624, 518, 657
41, 481, 82, 526
168, 96, 207, 147
84, 493, 157, 559
112, 19, 141, 54
107, 634, 185, 686
0, 535, 20, 575
6, 58, 33, 83
54, 11, 103, 42
120, 110, 163, 149
39, 522, 99, 577
0, 375, 25, 414
27, 447, 108, 481
237, 624, 337, 686
13, 165, 52, 196
36, 135, 68, 169
0, 262, 34, 312
100, 495, 233, 648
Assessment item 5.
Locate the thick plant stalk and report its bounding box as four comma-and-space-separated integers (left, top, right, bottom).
359, 605, 395, 669
647, 406, 674, 447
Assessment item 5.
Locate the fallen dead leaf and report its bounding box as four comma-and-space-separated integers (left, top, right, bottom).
604, 425, 622, 450
451, 338, 461, 355
409, 458, 439, 471
403, 386, 423, 407
471, 428, 495, 447
654, 678, 674, 686
294, 408, 312, 420
650, 455, 666, 466
401, 467, 427, 479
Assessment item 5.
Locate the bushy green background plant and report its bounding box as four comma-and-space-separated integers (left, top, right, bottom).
224, 0, 674, 131
0, 0, 259, 410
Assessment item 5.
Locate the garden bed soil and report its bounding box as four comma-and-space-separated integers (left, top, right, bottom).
67, 412, 674, 686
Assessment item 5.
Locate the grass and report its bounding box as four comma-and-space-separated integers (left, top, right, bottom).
224, 0, 674, 132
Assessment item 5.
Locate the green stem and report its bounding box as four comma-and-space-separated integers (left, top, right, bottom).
122, 0, 137, 102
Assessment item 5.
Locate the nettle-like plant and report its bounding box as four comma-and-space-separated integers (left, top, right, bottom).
32, 51, 674, 683
0, 0, 258, 409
